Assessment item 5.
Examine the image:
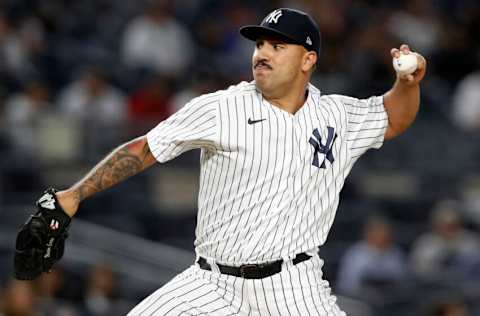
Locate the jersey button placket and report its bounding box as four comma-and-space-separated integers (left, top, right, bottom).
288, 117, 302, 197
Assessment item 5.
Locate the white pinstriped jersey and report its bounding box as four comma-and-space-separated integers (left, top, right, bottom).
147, 81, 388, 265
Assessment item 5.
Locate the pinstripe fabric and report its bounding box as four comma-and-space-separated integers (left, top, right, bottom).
146, 81, 387, 265
128, 256, 345, 316
142, 80, 388, 315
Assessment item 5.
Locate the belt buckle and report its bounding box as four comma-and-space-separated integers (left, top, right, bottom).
239, 264, 258, 278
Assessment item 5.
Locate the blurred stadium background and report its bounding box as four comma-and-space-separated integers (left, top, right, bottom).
1, 0, 480, 315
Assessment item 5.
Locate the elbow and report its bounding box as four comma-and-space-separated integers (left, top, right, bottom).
384, 108, 419, 141
384, 121, 411, 141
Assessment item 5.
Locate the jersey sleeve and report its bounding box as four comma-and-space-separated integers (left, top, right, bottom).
333, 95, 388, 158
146, 95, 219, 163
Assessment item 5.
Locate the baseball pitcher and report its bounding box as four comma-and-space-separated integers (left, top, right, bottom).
14, 8, 426, 315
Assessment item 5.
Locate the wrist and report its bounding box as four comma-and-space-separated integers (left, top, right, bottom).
55, 189, 80, 217
395, 76, 419, 88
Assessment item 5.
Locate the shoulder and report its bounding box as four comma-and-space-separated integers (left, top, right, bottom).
224, 81, 258, 97
312, 93, 351, 121
319, 94, 355, 106
192, 81, 257, 105
319, 94, 384, 112
171, 82, 255, 117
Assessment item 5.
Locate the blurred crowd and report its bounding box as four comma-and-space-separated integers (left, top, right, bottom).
0, 0, 479, 154
0, 263, 135, 316
1, 0, 480, 315
336, 201, 480, 315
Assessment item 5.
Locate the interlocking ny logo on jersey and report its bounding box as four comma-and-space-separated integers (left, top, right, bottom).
264, 9, 282, 24
309, 127, 337, 168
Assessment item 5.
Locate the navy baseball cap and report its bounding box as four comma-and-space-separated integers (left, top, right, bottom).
240, 8, 321, 56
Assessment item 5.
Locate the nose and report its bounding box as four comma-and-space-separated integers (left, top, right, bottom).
253, 44, 272, 62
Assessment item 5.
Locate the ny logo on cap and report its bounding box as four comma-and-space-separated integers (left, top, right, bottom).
265, 9, 282, 24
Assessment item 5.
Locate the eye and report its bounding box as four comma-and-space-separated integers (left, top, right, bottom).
255, 41, 264, 49
273, 44, 285, 50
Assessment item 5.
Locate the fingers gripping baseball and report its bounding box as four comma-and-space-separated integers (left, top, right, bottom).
391, 44, 427, 85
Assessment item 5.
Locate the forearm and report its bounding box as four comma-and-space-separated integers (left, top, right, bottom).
57, 135, 156, 216
383, 46, 426, 140
383, 79, 420, 140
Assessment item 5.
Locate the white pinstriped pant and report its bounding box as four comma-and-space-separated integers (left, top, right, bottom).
127, 255, 346, 316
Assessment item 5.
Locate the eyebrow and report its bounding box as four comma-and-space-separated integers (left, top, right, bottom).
256, 38, 289, 45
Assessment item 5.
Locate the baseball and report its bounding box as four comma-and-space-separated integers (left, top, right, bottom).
392, 52, 418, 75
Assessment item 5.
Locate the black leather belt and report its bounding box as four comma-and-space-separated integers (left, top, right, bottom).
197, 252, 312, 279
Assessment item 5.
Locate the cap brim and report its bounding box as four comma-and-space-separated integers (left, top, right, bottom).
239, 25, 298, 45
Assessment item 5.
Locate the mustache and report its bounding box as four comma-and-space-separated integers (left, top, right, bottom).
254, 60, 272, 69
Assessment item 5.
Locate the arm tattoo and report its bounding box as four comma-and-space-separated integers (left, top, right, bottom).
72, 137, 153, 202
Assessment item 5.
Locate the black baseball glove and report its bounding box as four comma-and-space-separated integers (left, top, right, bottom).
14, 188, 71, 280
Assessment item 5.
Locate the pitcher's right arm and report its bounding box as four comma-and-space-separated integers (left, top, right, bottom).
56, 135, 156, 217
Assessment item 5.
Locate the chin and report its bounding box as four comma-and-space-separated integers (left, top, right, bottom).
253, 75, 270, 92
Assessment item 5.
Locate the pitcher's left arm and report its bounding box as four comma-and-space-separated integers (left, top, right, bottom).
383, 44, 427, 141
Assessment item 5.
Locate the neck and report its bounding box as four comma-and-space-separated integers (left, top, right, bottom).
262, 81, 309, 114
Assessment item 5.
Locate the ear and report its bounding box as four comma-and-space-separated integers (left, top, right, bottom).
302, 52, 317, 72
